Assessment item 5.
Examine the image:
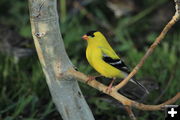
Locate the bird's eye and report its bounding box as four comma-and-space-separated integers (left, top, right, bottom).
86, 31, 97, 37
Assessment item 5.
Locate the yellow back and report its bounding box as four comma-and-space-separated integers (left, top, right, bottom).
86, 31, 119, 59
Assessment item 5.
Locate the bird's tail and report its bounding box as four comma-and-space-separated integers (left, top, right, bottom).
130, 79, 149, 94
118, 73, 149, 101
118, 78, 149, 101
122, 72, 149, 94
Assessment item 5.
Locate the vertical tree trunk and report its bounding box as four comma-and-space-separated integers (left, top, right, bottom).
28, 0, 95, 120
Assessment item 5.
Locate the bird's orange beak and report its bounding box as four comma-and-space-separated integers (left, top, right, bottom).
82, 35, 88, 40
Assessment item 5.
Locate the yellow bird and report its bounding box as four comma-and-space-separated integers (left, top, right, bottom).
82, 31, 149, 93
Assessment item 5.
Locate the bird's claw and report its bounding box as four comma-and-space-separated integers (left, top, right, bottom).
105, 78, 115, 93
105, 85, 113, 93
86, 76, 96, 83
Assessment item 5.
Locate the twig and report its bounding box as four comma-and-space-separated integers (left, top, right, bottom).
175, 0, 180, 15
124, 106, 137, 120
114, 0, 180, 90
132, 92, 180, 110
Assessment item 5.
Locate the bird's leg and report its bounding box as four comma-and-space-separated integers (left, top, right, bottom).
106, 77, 116, 93
86, 75, 102, 83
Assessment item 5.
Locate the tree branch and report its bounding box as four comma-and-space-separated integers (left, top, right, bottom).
124, 106, 137, 120
28, 0, 95, 120
68, 70, 180, 111
132, 93, 180, 110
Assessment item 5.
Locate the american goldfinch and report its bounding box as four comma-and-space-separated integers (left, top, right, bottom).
82, 31, 149, 93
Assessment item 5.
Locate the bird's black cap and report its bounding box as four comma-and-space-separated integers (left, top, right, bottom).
86, 30, 97, 37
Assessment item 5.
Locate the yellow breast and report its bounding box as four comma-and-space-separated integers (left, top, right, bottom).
86, 46, 124, 78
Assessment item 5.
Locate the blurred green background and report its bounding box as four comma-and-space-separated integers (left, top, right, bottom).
0, 0, 179, 120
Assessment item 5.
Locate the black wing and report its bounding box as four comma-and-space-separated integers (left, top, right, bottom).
103, 55, 149, 94
102, 55, 130, 73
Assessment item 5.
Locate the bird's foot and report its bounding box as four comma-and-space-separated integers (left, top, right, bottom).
105, 77, 116, 93
105, 85, 113, 93
86, 76, 97, 83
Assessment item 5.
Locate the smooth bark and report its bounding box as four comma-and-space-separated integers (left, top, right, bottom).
28, 0, 95, 120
